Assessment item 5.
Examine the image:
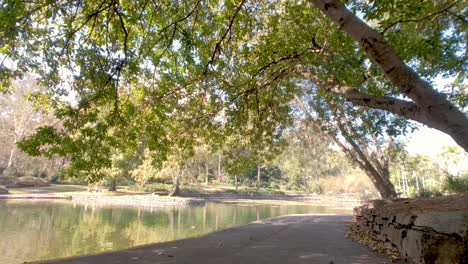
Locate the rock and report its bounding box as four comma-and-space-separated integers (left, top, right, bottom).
386, 224, 404, 249
353, 198, 468, 264
0, 185, 8, 194
394, 212, 417, 226
413, 211, 468, 240
402, 229, 466, 264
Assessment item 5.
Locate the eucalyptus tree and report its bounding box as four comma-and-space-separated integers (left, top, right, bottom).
292, 84, 410, 198
2, 0, 466, 183
272, 124, 340, 191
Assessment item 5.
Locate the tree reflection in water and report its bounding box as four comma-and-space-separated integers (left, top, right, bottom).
0, 200, 349, 264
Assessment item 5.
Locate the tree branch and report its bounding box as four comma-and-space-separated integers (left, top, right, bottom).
205, 0, 246, 70
308, 0, 468, 151
382, 1, 461, 33
299, 70, 438, 127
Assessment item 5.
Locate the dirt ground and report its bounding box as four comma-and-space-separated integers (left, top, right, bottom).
370, 193, 468, 213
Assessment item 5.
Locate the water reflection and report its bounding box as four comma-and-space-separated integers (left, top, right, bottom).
0, 200, 350, 264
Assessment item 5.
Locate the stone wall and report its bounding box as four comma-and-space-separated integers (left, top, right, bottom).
71, 195, 205, 207
354, 201, 467, 263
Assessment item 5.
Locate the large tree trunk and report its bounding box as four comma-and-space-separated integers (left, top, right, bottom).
256, 164, 261, 190
7, 138, 17, 168
108, 180, 117, 192
308, 0, 468, 151
205, 165, 209, 184
235, 175, 238, 191
217, 153, 222, 182
331, 134, 397, 199
168, 172, 181, 196
294, 94, 397, 199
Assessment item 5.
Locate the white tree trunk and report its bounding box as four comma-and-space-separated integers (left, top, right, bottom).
308, 0, 468, 151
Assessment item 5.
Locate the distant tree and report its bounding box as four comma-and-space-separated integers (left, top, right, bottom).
293, 90, 401, 198
129, 149, 159, 188
101, 151, 135, 191
439, 146, 465, 176
273, 125, 343, 190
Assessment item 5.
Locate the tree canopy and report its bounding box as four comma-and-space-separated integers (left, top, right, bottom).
1, 0, 466, 180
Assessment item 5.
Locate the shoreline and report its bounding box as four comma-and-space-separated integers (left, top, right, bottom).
0, 192, 364, 208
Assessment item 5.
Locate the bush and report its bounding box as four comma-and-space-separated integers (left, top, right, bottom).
129, 183, 171, 193
443, 176, 468, 194
0, 176, 14, 185
30, 168, 40, 177
7, 176, 49, 187
415, 189, 443, 198
269, 181, 282, 190
3, 167, 19, 178
310, 183, 324, 195
226, 187, 284, 195
48, 174, 60, 183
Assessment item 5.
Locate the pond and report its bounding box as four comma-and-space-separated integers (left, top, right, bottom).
0, 199, 351, 264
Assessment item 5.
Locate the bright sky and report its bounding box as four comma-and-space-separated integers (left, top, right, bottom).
405, 126, 468, 176
405, 75, 466, 156
406, 126, 458, 158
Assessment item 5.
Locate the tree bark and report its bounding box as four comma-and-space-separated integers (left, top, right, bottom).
335, 118, 397, 198
205, 165, 209, 184
168, 171, 180, 196
294, 93, 397, 199
217, 153, 222, 182
7, 138, 17, 168
235, 175, 238, 191
108, 180, 117, 191
256, 164, 261, 190
308, 0, 468, 152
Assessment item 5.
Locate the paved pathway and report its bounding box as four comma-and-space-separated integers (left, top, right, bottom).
37, 214, 404, 264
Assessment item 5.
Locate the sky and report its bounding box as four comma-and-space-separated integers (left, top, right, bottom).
406, 75, 465, 155
406, 126, 457, 158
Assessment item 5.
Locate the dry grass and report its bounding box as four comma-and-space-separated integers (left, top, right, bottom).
321, 169, 378, 197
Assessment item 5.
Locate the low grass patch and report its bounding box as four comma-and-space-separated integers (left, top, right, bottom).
225, 186, 285, 195
8, 185, 88, 194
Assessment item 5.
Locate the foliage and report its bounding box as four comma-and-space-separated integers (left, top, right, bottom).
128, 183, 171, 193
442, 176, 468, 194
389, 142, 467, 197
2, 167, 19, 178
225, 187, 285, 195
415, 189, 443, 198
129, 149, 159, 187
0, 75, 61, 177
1, 0, 464, 182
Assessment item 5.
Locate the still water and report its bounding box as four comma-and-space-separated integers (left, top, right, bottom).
0, 200, 350, 264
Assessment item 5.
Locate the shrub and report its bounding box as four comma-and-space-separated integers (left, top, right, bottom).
3, 167, 19, 178
443, 176, 468, 194
11, 176, 49, 187
415, 189, 443, 198
269, 181, 280, 190
310, 183, 324, 195
48, 174, 60, 183
30, 168, 40, 177
128, 183, 172, 193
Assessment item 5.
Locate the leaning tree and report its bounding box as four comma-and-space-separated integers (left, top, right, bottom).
1, 0, 466, 184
